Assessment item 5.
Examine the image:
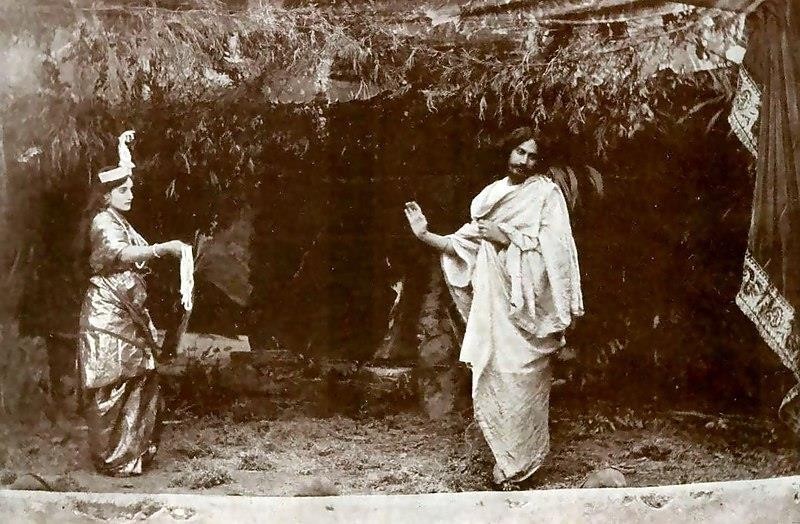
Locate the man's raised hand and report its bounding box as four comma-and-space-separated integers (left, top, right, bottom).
404, 201, 428, 238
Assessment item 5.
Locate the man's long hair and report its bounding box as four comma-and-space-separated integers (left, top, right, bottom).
500, 126, 536, 157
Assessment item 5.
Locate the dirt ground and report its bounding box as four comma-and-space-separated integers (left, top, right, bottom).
1, 393, 798, 496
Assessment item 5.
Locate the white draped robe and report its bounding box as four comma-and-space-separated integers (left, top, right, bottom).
442, 174, 583, 483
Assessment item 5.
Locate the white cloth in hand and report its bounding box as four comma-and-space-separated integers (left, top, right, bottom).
180, 245, 194, 311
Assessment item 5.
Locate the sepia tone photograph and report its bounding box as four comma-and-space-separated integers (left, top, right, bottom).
0, 0, 798, 522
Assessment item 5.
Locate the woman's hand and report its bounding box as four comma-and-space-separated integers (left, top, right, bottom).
404, 201, 429, 238
119, 130, 135, 144
477, 220, 510, 246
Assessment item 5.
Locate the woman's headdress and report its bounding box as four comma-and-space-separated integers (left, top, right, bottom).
97, 130, 136, 183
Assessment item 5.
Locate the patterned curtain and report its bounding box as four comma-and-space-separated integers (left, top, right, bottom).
729, 0, 800, 433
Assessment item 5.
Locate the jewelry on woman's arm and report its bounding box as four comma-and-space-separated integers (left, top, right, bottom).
151, 245, 161, 258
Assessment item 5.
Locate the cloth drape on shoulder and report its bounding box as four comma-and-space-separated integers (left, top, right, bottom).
442, 175, 583, 376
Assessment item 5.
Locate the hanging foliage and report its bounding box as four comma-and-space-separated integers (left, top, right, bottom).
1, 1, 745, 168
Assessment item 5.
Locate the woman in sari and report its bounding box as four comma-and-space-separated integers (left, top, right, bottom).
78, 131, 187, 476
404, 128, 583, 488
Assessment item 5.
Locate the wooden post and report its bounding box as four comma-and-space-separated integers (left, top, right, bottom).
0, 122, 22, 417
0, 124, 27, 322
0, 123, 12, 320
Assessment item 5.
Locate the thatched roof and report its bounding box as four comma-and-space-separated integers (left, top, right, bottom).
1, 1, 743, 100
0, 0, 747, 165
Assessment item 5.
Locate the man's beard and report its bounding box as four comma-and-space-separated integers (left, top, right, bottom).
508, 163, 534, 179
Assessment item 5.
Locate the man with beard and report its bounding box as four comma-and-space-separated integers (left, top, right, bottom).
404, 127, 583, 488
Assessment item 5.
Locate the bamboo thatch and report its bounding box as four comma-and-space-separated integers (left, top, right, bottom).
1, 0, 743, 161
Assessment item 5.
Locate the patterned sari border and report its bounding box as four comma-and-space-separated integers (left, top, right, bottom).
728, 67, 762, 158
736, 251, 799, 373
736, 251, 800, 433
